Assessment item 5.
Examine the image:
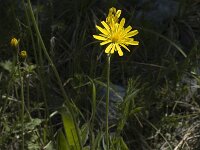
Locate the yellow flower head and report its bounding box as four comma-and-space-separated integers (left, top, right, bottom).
10, 38, 20, 47
20, 50, 27, 59
93, 7, 139, 56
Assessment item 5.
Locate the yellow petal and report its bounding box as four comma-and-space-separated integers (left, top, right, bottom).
93, 35, 107, 41
96, 25, 109, 35
111, 44, 115, 54
116, 44, 123, 56
119, 18, 125, 29
124, 26, 132, 33
125, 40, 139, 45
120, 44, 130, 52
100, 40, 111, 45
99, 34, 108, 37
105, 44, 113, 53
101, 21, 110, 32
109, 7, 116, 14
116, 10, 121, 18
126, 30, 139, 37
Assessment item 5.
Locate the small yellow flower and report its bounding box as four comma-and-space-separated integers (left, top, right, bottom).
20, 50, 27, 59
93, 7, 139, 56
10, 38, 20, 47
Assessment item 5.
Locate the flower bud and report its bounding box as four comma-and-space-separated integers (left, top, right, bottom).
20, 50, 27, 59
10, 38, 20, 47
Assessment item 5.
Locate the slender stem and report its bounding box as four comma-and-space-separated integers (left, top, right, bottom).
106, 54, 111, 150
19, 67, 25, 150
88, 77, 96, 150
17, 46, 25, 150
26, 73, 30, 111
26, 0, 82, 149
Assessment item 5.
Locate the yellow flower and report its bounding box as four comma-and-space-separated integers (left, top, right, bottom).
10, 38, 20, 47
93, 7, 139, 56
20, 50, 27, 59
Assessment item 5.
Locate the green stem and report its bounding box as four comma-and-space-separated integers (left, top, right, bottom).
17, 47, 25, 150
88, 77, 96, 150
26, 0, 82, 149
106, 54, 111, 150
20, 68, 25, 150
26, 73, 30, 111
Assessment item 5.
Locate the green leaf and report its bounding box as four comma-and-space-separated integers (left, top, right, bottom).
25, 118, 42, 131
83, 146, 90, 150
0, 60, 14, 72
61, 112, 81, 150
43, 141, 55, 150
27, 133, 40, 150
57, 129, 71, 150
130, 107, 143, 116
119, 137, 128, 150
93, 131, 104, 150
81, 123, 89, 146
24, 64, 37, 72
